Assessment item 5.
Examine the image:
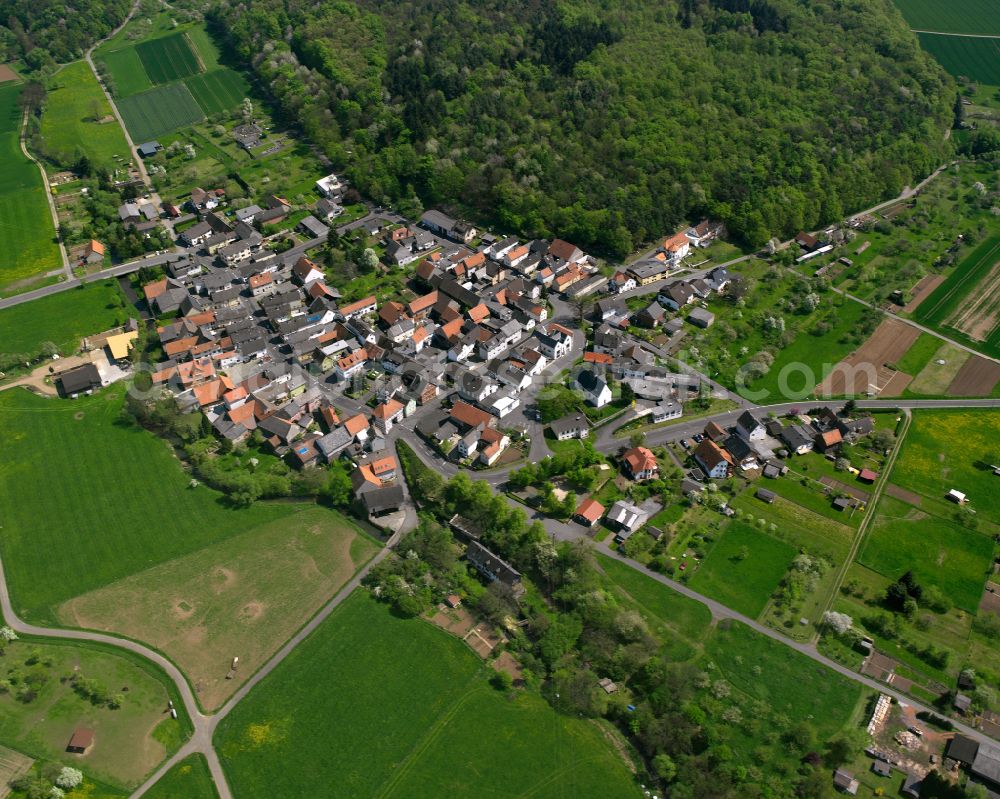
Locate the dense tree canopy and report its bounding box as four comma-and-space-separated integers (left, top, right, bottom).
1, 0, 131, 65
213, 0, 953, 255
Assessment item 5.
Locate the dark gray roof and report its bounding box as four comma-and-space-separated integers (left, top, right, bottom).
59, 363, 102, 394
361, 484, 405, 513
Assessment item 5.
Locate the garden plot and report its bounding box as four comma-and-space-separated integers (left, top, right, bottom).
945, 257, 1000, 342
947, 355, 1000, 396
815, 318, 920, 396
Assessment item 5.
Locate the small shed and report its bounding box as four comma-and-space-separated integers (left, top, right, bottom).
67, 727, 95, 754
598, 677, 618, 695
833, 769, 859, 795
858, 468, 878, 483
687, 307, 715, 328
756, 488, 776, 504
445, 594, 462, 609
871, 760, 892, 777
902, 773, 923, 799
947, 489, 967, 504
954, 693, 972, 714
832, 497, 853, 512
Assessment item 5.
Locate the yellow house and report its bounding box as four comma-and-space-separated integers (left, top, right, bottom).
105, 330, 139, 362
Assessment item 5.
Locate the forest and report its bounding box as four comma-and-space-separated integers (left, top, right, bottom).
212, 0, 955, 255
1, 0, 131, 66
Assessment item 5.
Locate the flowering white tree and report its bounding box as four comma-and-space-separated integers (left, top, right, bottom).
55, 767, 83, 789
0, 626, 17, 642
822, 611, 853, 635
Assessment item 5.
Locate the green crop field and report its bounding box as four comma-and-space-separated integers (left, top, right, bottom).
0, 386, 296, 622
99, 46, 153, 97
0, 636, 185, 788
0, 83, 62, 288
893, 0, 1000, 35
913, 235, 1000, 357
185, 25, 223, 71
144, 755, 218, 799
706, 620, 864, 739
217, 593, 637, 798
136, 32, 202, 85
185, 69, 251, 115
39, 62, 133, 170
0, 280, 126, 357
689, 522, 797, 618
118, 83, 205, 142
893, 408, 1000, 523
858, 496, 995, 613
918, 33, 1000, 86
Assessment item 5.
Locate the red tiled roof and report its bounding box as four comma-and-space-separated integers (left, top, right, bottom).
575, 498, 605, 523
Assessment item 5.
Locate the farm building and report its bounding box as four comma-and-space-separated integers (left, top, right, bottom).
756, 488, 776, 504
67, 727, 95, 754
137, 140, 162, 157
947, 489, 967, 504
946, 735, 979, 766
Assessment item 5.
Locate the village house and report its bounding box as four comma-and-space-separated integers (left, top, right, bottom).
694, 439, 733, 479
576, 370, 612, 408
550, 413, 589, 441
623, 446, 658, 481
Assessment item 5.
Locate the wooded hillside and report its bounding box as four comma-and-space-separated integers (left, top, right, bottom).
2, 0, 131, 65
214, 0, 952, 255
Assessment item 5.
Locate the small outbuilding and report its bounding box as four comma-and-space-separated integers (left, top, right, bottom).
833, 769, 858, 795
947, 489, 967, 505
137, 141, 162, 158
858, 468, 878, 483
687, 307, 715, 328
871, 760, 892, 777
67, 727, 95, 754
954, 693, 972, 714
756, 488, 776, 504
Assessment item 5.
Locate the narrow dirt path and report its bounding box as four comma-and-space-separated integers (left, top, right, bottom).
19, 110, 70, 279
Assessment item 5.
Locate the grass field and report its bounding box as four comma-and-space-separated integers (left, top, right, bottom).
914, 236, 1000, 358
893, 0, 1000, 35
0, 635, 183, 788
184, 69, 250, 115
0, 386, 296, 622
118, 83, 205, 142
892, 409, 1000, 523
706, 619, 864, 739
908, 342, 970, 394
0, 83, 62, 288
689, 522, 797, 618
746, 300, 869, 402
917, 33, 1000, 84
596, 554, 713, 639
136, 32, 202, 85
858, 496, 994, 613
40, 62, 133, 170
892, 332, 940, 376
144, 755, 218, 799
59, 506, 380, 710
217, 592, 637, 798
99, 46, 152, 97
730, 491, 853, 564
0, 280, 126, 357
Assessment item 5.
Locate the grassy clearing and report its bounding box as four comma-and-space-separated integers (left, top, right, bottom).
907, 342, 970, 394
0, 636, 184, 788
0, 386, 295, 622
918, 33, 1000, 84
184, 69, 250, 115
0, 83, 62, 288
764, 471, 865, 527
596, 554, 713, 640
748, 299, 869, 402
0, 280, 126, 357
893, 0, 1000, 35
892, 408, 1000, 523
59, 506, 380, 710
118, 83, 205, 142
858, 496, 994, 613
99, 46, 152, 97
730, 490, 852, 563
144, 755, 218, 799
40, 62, 133, 170
706, 619, 864, 739
689, 522, 797, 618
891, 332, 941, 376
217, 592, 637, 798
136, 32, 202, 85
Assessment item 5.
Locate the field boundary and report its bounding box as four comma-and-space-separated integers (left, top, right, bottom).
17, 107, 69, 279
910, 29, 1000, 38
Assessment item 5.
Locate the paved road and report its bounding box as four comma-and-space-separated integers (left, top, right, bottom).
594, 543, 998, 748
